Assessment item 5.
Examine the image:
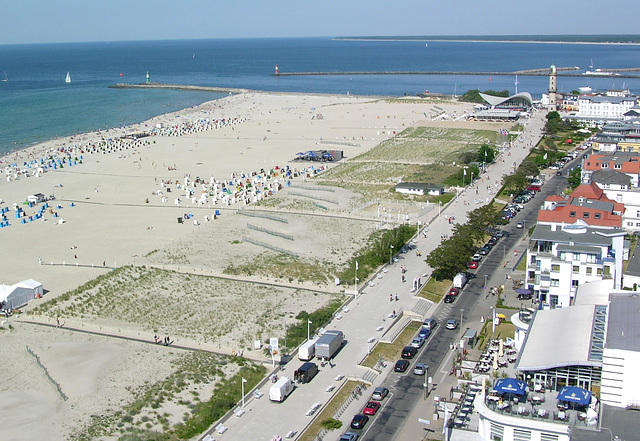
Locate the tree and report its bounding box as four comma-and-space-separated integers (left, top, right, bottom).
478, 144, 497, 164
568, 167, 582, 189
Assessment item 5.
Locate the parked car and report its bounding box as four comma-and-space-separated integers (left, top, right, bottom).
413, 362, 429, 375
394, 359, 409, 372
418, 327, 431, 339
449, 287, 459, 296
363, 401, 381, 416
472, 254, 482, 262
468, 261, 478, 269
401, 346, 418, 359
371, 387, 389, 401
411, 336, 425, 348
423, 318, 436, 330
556, 171, 563, 176
516, 222, 524, 229
444, 294, 456, 303
446, 319, 459, 330
495, 230, 504, 237
479, 247, 490, 255
350, 414, 369, 430
339, 432, 359, 441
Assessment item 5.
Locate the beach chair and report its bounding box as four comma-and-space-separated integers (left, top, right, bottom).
215, 423, 227, 434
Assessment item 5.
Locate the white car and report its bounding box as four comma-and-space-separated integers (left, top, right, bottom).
516, 222, 524, 229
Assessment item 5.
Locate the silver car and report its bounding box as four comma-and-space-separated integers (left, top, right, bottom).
413, 362, 429, 375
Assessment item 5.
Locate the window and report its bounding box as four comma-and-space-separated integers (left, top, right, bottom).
604, 266, 611, 276
550, 278, 560, 287
570, 211, 577, 217
614, 164, 622, 169
573, 265, 580, 274
490, 422, 504, 441
583, 212, 590, 218
551, 264, 560, 272
594, 213, 601, 219
597, 268, 603, 276
514, 429, 532, 441
586, 267, 593, 275
572, 280, 579, 287
602, 163, 609, 168
541, 434, 559, 441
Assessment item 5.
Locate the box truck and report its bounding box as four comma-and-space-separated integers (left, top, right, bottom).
315, 330, 344, 360
294, 362, 319, 384
298, 338, 317, 361
269, 376, 294, 402
453, 272, 467, 289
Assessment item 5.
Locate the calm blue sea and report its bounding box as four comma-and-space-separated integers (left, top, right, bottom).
1, 38, 639, 154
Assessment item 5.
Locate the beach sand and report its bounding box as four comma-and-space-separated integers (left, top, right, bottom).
0, 92, 496, 439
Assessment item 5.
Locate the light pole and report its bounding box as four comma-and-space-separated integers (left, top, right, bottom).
438, 201, 442, 217
423, 365, 430, 400
241, 377, 247, 408
307, 319, 312, 341
389, 245, 394, 265
354, 260, 358, 299
484, 274, 488, 291
460, 308, 464, 326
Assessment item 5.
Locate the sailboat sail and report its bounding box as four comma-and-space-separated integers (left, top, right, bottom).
1, 71, 7, 82
65, 72, 71, 83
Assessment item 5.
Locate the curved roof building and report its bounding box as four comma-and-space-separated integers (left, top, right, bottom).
479, 92, 533, 108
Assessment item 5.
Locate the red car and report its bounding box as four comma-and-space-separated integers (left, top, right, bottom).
469, 261, 478, 269
363, 401, 381, 415
449, 287, 459, 296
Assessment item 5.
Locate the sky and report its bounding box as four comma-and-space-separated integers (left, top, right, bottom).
1, 0, 639, 45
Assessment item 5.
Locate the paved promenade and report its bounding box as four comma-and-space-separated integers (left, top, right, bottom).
201, 112, 547, 441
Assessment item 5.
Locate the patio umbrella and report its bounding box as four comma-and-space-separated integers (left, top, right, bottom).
557, 386, 591, 406
493, 378, 527, 396
515, 288, 532, 295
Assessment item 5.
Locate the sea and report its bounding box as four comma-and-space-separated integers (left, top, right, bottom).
2, 37, 640, 155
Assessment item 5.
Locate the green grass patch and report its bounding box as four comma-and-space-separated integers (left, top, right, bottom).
418, 278, 452, 302
361, 322, 421, 368
478, 321, 515, 351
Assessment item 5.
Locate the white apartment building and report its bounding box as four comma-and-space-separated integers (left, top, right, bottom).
526, 223, 625, 308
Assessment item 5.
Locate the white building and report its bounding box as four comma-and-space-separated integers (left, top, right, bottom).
578, 95, 637, 120
600, 293, 640, 409
0, 279, 43, 309
526, 223, 625, 308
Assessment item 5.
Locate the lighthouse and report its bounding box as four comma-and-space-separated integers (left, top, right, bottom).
548, 65, 557, 112
275, 64, 279, 75
146, 71, 150, 84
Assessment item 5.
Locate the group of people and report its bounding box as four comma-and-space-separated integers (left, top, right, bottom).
154, 334, 171, 346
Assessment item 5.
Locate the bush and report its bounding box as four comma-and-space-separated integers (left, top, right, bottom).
321, 418, 343, 430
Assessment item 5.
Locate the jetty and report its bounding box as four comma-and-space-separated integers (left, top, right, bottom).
272, 67, 640, 78
110, 83, 249, 94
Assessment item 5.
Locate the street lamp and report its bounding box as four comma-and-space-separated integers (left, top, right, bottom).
389, 245, 394, 265
460, 309, 464, 326
484, 275, 488, 291
423, 365, 430, 400
438, 201, 442, 217
307, 319, 312, 341
354, 260, 359, 299
241, 377, 247, 408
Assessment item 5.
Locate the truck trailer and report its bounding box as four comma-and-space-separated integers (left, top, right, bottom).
314, 330, 344, 360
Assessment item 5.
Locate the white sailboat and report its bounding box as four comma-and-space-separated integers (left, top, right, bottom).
1, 71, 7, 82
65, 72, 71, 83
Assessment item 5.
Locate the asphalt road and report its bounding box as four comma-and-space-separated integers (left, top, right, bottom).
361, 150, 587, 441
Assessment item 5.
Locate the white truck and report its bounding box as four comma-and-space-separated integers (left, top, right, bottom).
298, 338, 317, 361
453, 272, 467, 289
269, 376, 294, 402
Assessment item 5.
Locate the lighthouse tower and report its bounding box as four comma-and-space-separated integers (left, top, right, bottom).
275, 64, 279, 75
548, 65, 557, 112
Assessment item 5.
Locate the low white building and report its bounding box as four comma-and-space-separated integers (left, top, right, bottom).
395, 182, 444, 196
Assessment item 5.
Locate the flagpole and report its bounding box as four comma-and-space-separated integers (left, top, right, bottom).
354, 261, 358, 299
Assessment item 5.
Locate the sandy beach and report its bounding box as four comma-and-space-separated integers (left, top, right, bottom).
0, 91, 504, 440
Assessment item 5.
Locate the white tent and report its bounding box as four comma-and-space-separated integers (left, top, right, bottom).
1, 279, 43, 309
